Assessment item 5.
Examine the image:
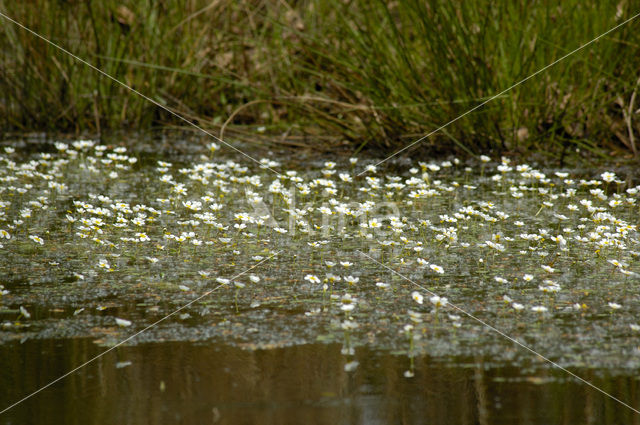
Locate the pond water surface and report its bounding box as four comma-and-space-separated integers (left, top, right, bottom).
0, 137, 639, 422
1, 338, 638, 425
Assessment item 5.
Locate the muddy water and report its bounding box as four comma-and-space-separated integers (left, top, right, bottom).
0, 339, 637, 425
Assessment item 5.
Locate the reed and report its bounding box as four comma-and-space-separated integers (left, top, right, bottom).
0, 0, 638, 158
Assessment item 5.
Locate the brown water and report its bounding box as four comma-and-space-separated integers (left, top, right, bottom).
1, 338, 638, 425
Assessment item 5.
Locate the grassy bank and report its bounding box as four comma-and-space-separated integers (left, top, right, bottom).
1, 0, 639, 158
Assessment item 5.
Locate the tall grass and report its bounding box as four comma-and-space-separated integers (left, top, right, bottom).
0, 0, 639, 158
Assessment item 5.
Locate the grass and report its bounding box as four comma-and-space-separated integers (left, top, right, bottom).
0, 0, 639, 159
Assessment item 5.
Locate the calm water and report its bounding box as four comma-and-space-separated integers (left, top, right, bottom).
1, 338, 638, 425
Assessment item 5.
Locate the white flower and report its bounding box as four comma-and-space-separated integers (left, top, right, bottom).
325, 274, 341, 283
600, 171, 617, 183
539, 283, 561, 293
608, 302, 622, 310
429, 264, 444, 274
29, 235, 44, 245
19, 306, 31, 319
340, 320, 357, 331
344, 361, 359, 372
411, 291, 423, 304
408, 310, 423, 323
182, 200, 202, 211
339, 173, 353, 183
531, 306, 548, 313
430, 295, 447, 308
541, 265, 555, 273
344, 276, 359, 285
512, 303, 524, 311
607, 259, 622, 268
340, 294, 357, 311
368, 218, 381, 228
115, 317, 132, 327
304, 274, 320, 284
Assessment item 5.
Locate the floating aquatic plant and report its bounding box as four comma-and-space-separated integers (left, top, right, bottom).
0, 142, 638, 375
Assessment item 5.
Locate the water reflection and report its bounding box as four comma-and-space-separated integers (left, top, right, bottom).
0, 339, 637, 424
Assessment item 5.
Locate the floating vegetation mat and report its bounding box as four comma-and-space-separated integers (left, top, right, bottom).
1, 141, 639, 374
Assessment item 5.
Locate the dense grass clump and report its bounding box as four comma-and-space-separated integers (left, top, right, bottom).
1, 0, 639, 158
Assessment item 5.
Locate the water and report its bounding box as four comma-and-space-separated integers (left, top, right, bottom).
0, 339, 637, 425
0, 137, 639, 422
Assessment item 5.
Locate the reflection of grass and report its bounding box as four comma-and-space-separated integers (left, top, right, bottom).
1, 1, 639, 157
